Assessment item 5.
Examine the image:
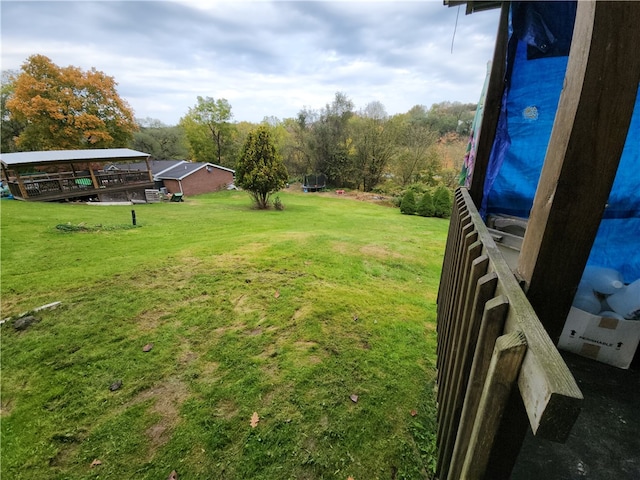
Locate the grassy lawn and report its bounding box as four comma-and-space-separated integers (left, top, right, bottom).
1, 189, 447, 479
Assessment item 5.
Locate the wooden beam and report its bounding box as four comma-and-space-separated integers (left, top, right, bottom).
89, 166, 99, 189
468, 1, 509, 207
144, 156, 153, 182
517, 1, 640, 343
16, 174, 28, 199
460, 330, 528, 480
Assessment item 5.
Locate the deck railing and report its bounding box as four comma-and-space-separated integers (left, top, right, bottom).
7, 170, 151, 200
436, 188, 583, 480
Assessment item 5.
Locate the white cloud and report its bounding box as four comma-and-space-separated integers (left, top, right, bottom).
0, 1, 500, 124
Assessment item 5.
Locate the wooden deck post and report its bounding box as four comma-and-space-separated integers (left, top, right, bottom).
144, 156, 153, 182
89, 165, 99, 189
517, 1, 640, 343
16, 173, 28, 199
468, 1, 509, 207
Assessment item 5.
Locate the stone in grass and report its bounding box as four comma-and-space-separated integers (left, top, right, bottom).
13, 315, 39, 331
109, 380, 122, 391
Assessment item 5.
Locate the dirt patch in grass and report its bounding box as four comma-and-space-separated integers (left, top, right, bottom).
332, 241, 352, 255
233, 294, 253, 315
292, 305, 312, 321
178, 349, 199, 366
129, 376, 191, 455
260, 359, 281, 382
213, 323, 246, 336
135, 309, 171, 332
216, 398, 240, 420
360, 244, 403, 259
0, 398, 14, 417
293, 340, 326, 365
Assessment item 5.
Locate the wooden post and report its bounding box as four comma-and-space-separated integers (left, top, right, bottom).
144, 156, 153, 182
468, 1, 509, 207
16, 173, 28, 199
89, 164, 99, 189
517, 1, 640, 343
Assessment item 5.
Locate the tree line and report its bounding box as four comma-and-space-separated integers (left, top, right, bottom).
1, 55, 475, 193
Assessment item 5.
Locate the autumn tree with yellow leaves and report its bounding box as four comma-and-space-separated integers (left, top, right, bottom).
4, 54, 137, 151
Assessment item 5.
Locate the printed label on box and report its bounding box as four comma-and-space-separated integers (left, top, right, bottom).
558, 307, 640, 369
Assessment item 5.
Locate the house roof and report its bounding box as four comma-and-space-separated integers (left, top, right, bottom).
0, 148, 149, 168
155, 162, 235, 181
112, 159, 185, 176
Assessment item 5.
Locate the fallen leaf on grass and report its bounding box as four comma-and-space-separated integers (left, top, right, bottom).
348, 476, 355, 480
90, 459, 102, 468
410, 409, 418, 417
142, 343, 154, 352
167, 470, 178, 480
350, 394, 359, 403
274, 290, 280, 299
250, 411, 260, 428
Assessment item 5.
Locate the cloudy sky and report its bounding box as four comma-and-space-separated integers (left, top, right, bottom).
1, 1, 500, 125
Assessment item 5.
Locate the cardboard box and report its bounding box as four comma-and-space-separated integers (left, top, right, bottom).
558, 307, 640, 369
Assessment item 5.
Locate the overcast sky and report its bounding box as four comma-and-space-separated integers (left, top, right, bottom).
1, 1, 500, 125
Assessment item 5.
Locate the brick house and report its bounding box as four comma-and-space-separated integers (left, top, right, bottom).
155, 162, 235, 196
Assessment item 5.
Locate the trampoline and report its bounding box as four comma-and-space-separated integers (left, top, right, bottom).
302, 173, 326, 192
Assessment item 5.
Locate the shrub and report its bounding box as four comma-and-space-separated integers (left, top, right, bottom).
417, 191, 435, 217
400, 190, 417, 215
273, 196, 284, 211
433, 186, 452, 218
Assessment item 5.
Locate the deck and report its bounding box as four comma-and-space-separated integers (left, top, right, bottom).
6, 170, 154, 202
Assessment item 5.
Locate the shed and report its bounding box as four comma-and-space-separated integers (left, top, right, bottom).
154, 162, 235, 196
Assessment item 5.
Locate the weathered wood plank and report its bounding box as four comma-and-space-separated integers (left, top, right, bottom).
438, 230, 478, 401
437, 189, 465, 312
436, 191, 466, 359
460, 330, 528, 480
437, 251, 487, 479
517, 1, 640, 343
448, 292, 506, 480
437, 217, 473, 383
437, 232, 479, 439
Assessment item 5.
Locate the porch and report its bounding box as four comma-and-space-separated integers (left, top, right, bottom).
5, 169, 153, 202
0, 148, 153, 202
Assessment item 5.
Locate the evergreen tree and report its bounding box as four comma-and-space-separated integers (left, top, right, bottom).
400, 190, 417, 215
236, 125, 288, 209
417, 190, 435, 217
433, 186, 452, 218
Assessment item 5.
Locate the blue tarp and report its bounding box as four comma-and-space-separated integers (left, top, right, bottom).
480, 1, 640, 283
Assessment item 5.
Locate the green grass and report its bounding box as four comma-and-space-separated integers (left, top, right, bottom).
1, 190, 447, 479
